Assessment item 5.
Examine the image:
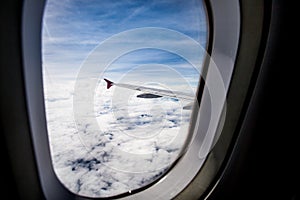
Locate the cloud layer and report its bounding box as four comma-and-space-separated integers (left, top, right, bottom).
45, 80, 192, 197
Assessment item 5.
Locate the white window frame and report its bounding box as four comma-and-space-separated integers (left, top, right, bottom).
22, 0, 240, 199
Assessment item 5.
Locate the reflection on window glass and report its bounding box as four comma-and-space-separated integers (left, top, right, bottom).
42, 0, 207, 197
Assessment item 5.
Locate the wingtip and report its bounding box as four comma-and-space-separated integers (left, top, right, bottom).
104, 78, 113, 89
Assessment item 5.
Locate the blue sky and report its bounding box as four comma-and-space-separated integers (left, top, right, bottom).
43, 0, 208, 86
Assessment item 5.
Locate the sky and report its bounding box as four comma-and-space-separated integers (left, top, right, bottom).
42, 0, 207, 197
43, 0, 207, 81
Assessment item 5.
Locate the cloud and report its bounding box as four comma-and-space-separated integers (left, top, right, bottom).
45, 79, 193, 197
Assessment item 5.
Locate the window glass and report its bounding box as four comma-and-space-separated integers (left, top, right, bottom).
42, 0, 207, 197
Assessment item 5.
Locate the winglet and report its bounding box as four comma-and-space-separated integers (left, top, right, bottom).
104, 78, 114, 89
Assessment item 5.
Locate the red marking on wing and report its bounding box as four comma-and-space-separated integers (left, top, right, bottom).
104, 78, 113, 89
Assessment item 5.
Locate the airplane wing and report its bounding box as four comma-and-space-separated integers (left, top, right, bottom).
104, 78, 195, 101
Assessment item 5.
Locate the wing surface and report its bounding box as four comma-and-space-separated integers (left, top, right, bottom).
104, 78, 194, 101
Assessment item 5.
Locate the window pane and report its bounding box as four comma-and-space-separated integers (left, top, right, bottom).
42, 0, 208, 197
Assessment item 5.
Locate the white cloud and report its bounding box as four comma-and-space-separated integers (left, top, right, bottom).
44, 76, 193, 197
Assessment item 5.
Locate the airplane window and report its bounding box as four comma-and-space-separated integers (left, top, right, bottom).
42, 0, 208, 198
